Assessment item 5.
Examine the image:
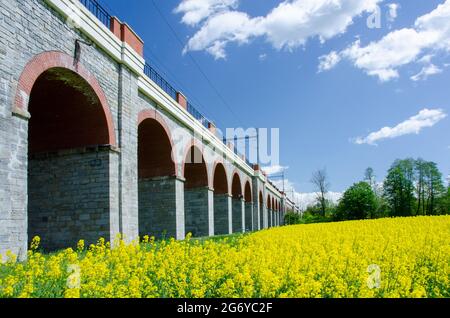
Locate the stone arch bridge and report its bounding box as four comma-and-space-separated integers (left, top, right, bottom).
0, 0, 295, 258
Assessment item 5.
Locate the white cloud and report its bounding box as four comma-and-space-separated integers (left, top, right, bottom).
411, 64, 443, 81
354, 108, 447, 145
293, 192, 343, 211
271, 179, 342, 211
263, 165, 289, 175
177, 0, 382, 59
322, 0, 450, 81
174, 0, 238, 26
418, 54, 434, 64
259, 53, 267, 61
318, 51, 341, 72
387, 3, 400, 22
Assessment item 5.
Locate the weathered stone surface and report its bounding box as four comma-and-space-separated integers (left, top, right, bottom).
0, 0, 286, 259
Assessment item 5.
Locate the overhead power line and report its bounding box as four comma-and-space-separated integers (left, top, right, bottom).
150, 0, 245, 128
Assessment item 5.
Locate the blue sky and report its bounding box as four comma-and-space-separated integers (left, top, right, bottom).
102, 0, 449, 204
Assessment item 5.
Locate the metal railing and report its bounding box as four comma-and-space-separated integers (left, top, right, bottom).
80, 0, 111, 29
144, 63, 178, 101
187, 102, 209, 129
78, 0, 253, 167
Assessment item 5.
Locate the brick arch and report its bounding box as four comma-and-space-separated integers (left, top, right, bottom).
181, 140, 206, 177
231, 171, 243, 199
267, 195, 272, 209
212, 161, 229, 195
244, 180, 252, 203
182, 142, 209, 189
14, 51, 116, 147
138, 109, 177, 178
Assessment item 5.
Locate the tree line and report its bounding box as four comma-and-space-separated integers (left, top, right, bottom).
286, 158, 449, 224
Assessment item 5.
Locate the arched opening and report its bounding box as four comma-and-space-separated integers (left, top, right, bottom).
275, 200, 279, 226
277, 201, 280, 226
28, 67, 113, 251
259, 191, 264, 230
231, 173, 243, 233
184, 146, 210, 237
267, 195, 272, 228
272, 197, 276, 227
213, 163, 230, 235
244, 181, 253, 232
138, 115, 177, 239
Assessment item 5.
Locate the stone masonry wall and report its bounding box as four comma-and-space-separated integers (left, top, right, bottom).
138, 177, 179, 239
245, 202, 253, 232
0, 0, 127, 257
214, 194, 230, 235
0, 0, 287, 257
28, 147, 113, 251
185, 187, 210, 237
232, 199, 243, 233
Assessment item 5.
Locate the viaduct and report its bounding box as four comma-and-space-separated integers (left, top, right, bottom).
0, 0, 295, 258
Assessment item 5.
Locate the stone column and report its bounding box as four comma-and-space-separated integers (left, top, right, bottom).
185, 186, 211, 238
138, 176, 185, 240
214, 193, 231, 235
232, 197, 243, 233
245, 202, 254, 232
208, 188, 214, 237
241, 198, 246, 233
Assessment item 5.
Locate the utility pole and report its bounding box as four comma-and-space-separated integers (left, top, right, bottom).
256, 128, 260, 166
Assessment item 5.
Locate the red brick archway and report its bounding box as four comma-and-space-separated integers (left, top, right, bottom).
138, 109, 177, 178
14, 51, 116, 147
231, 172, 243, 199
213, 162, 229, 195
183, 144, 209, 189
244, 181, 252, 203
181, 140, 208, 181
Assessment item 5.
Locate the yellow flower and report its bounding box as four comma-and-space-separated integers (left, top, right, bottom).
0, 216, 448, 298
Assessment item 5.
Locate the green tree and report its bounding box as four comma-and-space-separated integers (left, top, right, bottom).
435, 185, 450, 215
310, 168, 330, 217
284, 211, 302, 225
423, 161, 445, 215
414, 160, 445, 215
335, 182, 377, 221
364, 167, 376, 190
383, 159, 416, 217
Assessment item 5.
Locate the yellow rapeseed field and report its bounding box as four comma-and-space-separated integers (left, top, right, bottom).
0, 216, 448, 298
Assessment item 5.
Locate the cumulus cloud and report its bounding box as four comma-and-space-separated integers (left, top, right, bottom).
354, 108, 447, 145
271, 179, 342, 211
293, 192, 343, 211
174, 0, 238, 26
263, 165, 289, 175
259, 53, 267, 61
321, 0, 450, 81
411, 64, 443, 81
176, 0, 382, 59
318, 51, 341, 72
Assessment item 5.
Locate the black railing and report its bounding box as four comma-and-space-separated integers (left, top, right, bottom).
79, 0, 253, 167
144, 63, 178, 101
80, 0, 111, 29
187, 102, 209, 128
